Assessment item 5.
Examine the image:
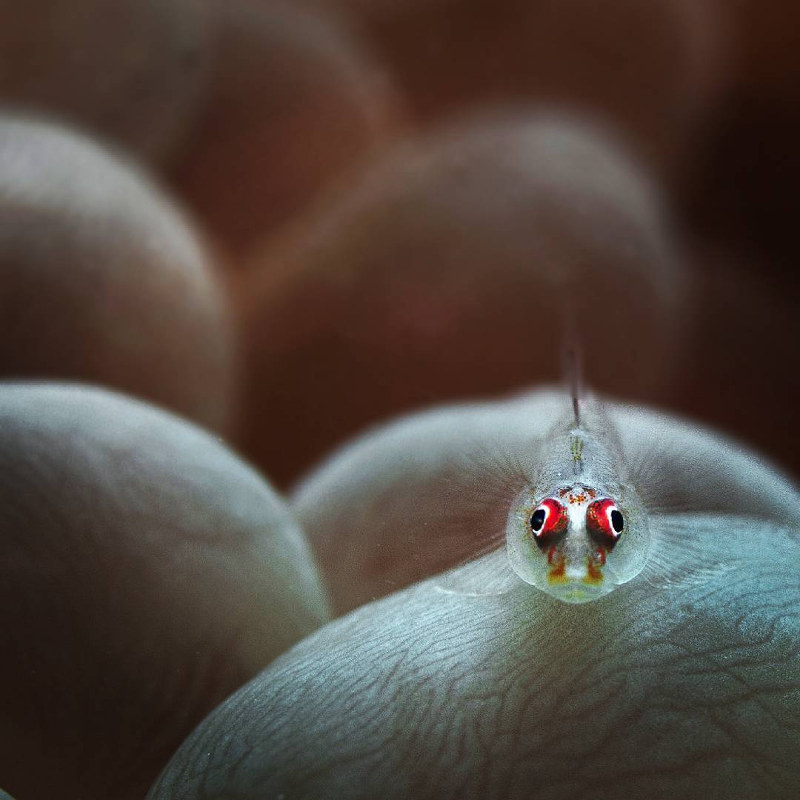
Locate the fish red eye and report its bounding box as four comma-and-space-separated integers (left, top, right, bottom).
529, 498, 568, 550
586, 498, 624, 550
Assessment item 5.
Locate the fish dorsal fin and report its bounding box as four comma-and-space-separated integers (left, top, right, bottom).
562, 338, 584, 429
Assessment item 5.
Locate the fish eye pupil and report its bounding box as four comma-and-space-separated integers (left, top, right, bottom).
610, 509, 624, 533
531, 508, 546, 533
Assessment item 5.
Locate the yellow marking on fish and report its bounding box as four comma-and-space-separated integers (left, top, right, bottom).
570, 434, 584, 472
547, 566, 570, 585
583, 561, 605, 585
547, 550, 569, 584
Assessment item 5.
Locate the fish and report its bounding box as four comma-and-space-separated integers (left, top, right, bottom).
504, 392, 651, 603
436, 346, 651, 604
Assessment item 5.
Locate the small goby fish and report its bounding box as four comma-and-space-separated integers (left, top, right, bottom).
505, 388, 650, 604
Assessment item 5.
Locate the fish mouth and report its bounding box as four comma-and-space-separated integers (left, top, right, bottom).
547, 581, 611, 604
545, 552, 617, 603
547, 553, 606, 586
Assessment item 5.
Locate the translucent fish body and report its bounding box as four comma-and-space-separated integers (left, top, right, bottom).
506, 398, 651, 603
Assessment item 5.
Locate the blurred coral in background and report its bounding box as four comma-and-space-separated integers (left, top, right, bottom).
2, 0, 797, 482
0, 0, 798, 798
